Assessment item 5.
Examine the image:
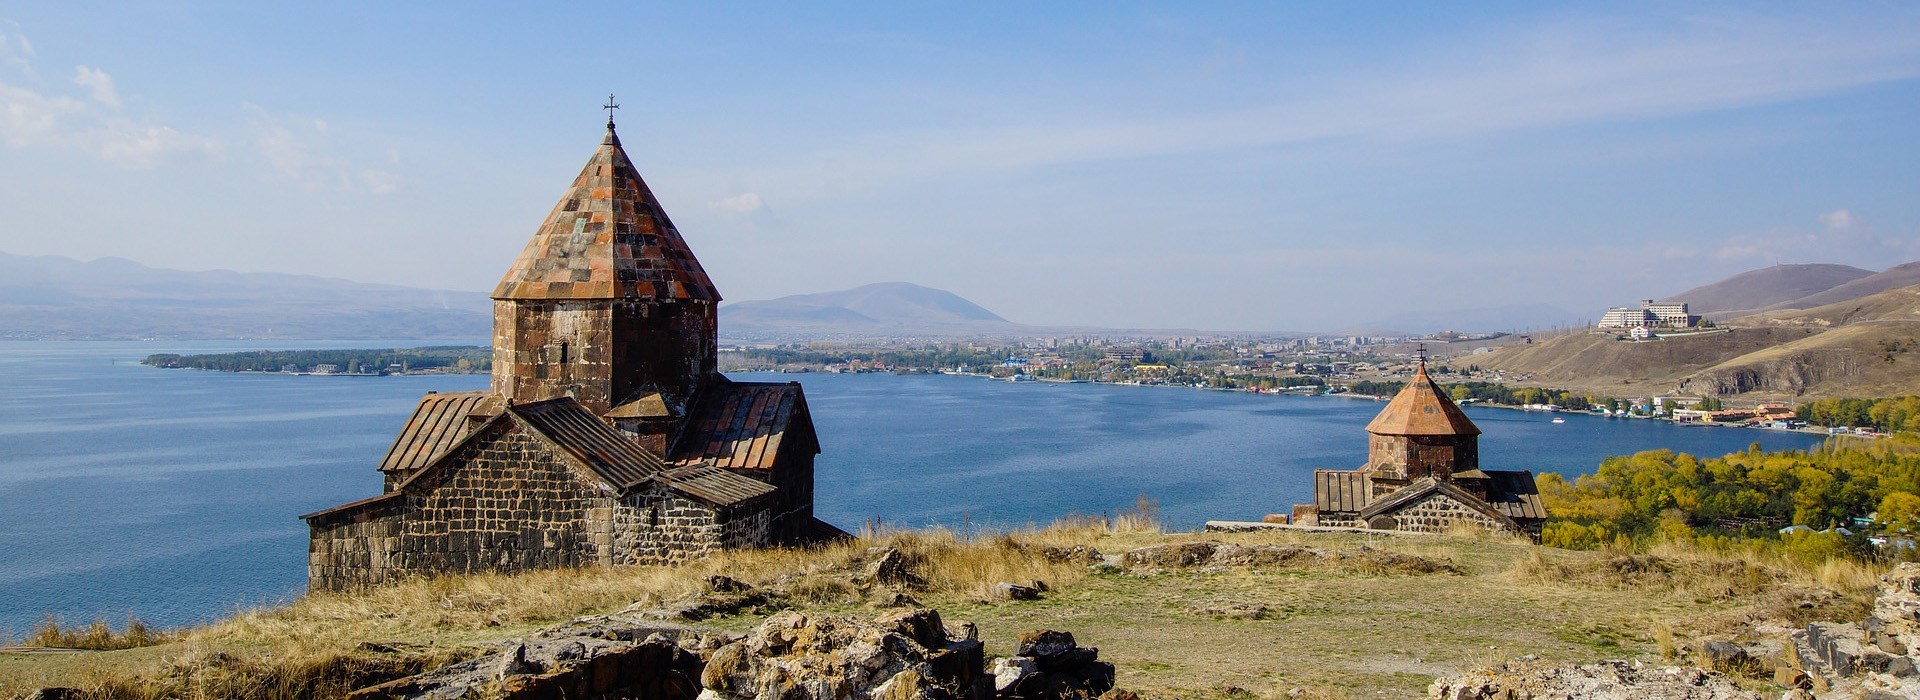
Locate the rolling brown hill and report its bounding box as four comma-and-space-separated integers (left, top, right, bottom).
1662, 263, 1873, 316
1760, 260, 1920, 312
1472, 283, 1920, 401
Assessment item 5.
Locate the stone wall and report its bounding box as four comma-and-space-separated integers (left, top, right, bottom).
611, 492, 769, 566
490, 299, 718, 415
1365, 433, 1477, 480
492, 301, 618, 414
309, 420, 771, 590
1377, 491, 1505, 534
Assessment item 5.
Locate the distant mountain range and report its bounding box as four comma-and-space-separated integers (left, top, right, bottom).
0, 251, 491, 340
719, 282, 1016, 340
8, 249, 1916, 344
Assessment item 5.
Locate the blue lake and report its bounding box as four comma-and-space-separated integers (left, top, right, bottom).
0, 341, 1826, 634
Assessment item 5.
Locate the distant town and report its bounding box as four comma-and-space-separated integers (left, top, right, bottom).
135, 291, 1909, 438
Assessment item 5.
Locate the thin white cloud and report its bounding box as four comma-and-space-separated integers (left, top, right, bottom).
71, 65, 117, 108
1821, 209, 1853, 232
244, 102, 403, 195
0, 24, 215, 168
730, 10, 1920, 203
1714, 210, 1919, 268
0, 82, 83, 146
712, 192, 765, 214
0, 21, 35, 76
90, 118, 219, 168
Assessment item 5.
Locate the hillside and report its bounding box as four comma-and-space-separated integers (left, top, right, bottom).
719, 282, 1017, 340
1762, 260, 1920, 312
1473, 283, 1920, 400
1660, 263, 1873, 316
0, 252, 491, 340
0, 524, 1876, 699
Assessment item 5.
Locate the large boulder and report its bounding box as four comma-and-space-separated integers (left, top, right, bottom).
996, 630, 1114, 700
699, 608, 991, 700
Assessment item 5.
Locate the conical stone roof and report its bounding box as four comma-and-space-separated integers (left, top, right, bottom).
1364, 362, 1481, 436
492, 123, 720, 301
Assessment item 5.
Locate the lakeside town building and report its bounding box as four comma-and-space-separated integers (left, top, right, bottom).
1597, 300, 1700, 329
302, 115, 843, 590
1292, 357, 1545, 539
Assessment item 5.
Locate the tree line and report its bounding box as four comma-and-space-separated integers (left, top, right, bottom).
1797, 396, 1920, 433
143, 346, 490, 374
1539, 436, 1920, 562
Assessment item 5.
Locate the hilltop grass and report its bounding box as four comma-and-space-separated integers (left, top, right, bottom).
0, 518, 1885, 700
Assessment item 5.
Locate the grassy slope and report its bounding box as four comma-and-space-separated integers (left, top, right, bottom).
0, 525, 1878, 699
1472, 284, 1920, 400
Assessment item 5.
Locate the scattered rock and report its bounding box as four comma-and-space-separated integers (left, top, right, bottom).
1002, 630, 1114, 700
993, 582, 1042, 601
1119, 541, 1460, 575
1120, 542, 1217, 568
1427, 658, 1759, 699
706, 575, 751, 593
352, 631, 701, 700
21, 690, 83, 700
865, 547, 927, 588
1184, 603, 1268, 620
992, 656, 1040, 695
493, 642, 541, 679
1033, 545, 1102, 566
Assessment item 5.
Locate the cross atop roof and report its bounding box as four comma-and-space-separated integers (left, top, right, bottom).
1415, 342, 1429, 367
603, 93, 620, 128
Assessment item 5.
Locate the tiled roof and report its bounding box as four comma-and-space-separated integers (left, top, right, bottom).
1365, 363, 1481, 436
1314, 469, 1371, 513
511, 398, 665, 489
492, 124, 720, 302
606, 390, 676, 419
376, 391, 490, 473
657, 464, 775, 506
670, 380, 814, 470
1484, 469, 1546, 521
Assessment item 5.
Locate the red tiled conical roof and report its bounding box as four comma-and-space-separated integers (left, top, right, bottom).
1364, 362, 1481, 436
492, 123, 720, 301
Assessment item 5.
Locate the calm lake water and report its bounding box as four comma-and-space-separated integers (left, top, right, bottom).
0, 341, 1827, 634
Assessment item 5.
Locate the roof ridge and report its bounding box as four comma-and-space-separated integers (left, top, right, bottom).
492, 126, 720, 302
1364, 365, 1480, 436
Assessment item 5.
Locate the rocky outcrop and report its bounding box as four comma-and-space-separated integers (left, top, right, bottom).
1430, 563, 1920, 700
699, 608, 991, 700
347, 621, 708, 700
988, 630, 1115, 700
1427, 659, 1759, 699
1784, 563, 1920, 698
348, 605, 1126, 700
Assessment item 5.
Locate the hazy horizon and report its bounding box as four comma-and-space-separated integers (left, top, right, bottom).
3, 3, 1919, 330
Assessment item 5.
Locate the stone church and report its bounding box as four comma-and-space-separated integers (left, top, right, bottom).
1293, 358, 1545, 539
303, 117, 843, 590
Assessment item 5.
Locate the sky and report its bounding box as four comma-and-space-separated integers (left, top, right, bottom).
2, 2, 1919, 332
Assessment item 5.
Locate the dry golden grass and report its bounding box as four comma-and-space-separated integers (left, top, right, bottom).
16, 618, 173, 652
0, 518, 1127, 700
0, 517, 1885, 700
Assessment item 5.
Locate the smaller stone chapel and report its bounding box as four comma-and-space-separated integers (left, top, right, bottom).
1293, 356, 1545, 540
303, 115, 844, 590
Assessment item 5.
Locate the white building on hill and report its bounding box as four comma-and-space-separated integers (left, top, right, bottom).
1598, 300, 1700, 329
